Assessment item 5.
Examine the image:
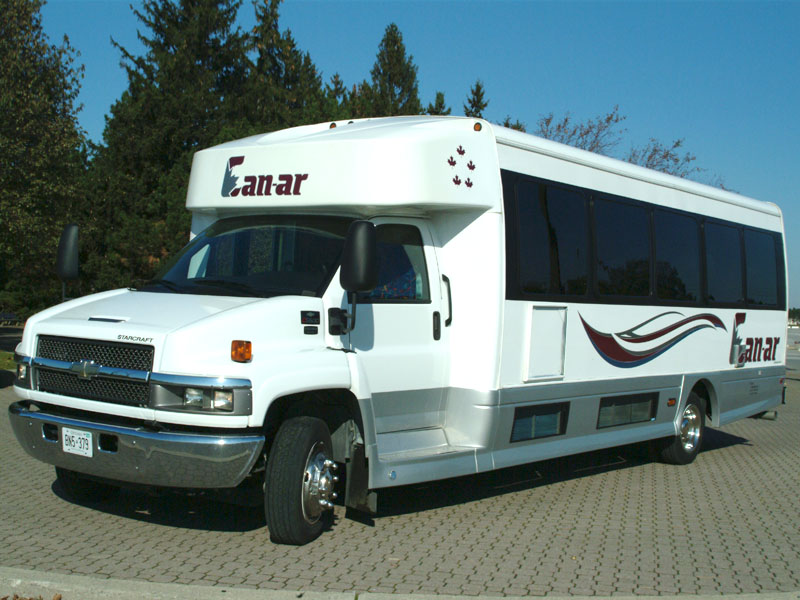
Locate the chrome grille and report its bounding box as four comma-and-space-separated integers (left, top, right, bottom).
36, 335, 154, 406
37, 336, 154, 371
37, 369, 150, 406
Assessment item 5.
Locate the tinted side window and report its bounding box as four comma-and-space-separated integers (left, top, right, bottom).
595, 198, 650, 296
745, 229, 779, 306
365, 225, 430, 302
654, 210, 701, 301
705, 222, 743, 304
517, 182, 588, 295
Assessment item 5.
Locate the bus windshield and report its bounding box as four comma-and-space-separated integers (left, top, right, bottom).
141, 215, 353, 298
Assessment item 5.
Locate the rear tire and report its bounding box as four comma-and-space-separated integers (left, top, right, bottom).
264, 416, 337, 545
55, 467, 118, 502
661, 392, 705, 465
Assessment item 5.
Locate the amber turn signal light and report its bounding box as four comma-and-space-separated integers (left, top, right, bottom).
231, 340, 252, 363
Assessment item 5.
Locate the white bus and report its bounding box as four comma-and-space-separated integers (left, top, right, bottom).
10, 117, 787, 545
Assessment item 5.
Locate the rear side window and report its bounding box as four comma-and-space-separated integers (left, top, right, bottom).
364, 225, 430, 303
595, 198, 650, 297
654, 210, 701, 302
745, 229, 779, 306
705, 222, 743, 304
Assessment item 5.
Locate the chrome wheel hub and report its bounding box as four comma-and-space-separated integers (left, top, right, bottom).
679, 403, 702, 452
301, 442, 338, 524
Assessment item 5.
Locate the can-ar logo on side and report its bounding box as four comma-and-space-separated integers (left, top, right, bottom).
221, 156, 309, 198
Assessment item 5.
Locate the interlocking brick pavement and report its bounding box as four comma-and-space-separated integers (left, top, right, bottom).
2, 376, 799, 596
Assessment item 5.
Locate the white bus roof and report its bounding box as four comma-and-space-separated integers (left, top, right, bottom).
185, 116, 781, 221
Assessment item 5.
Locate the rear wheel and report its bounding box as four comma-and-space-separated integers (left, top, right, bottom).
264, 416, 338, 545
55, 467, 118, 502
661, 392, 705, 465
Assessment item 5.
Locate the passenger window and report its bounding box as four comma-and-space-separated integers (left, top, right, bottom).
364, 225, 430, 302
654, 210, 701, 301
517, 182, 589, 296
705, 222, 743, 304
745, 229, 779, 306
595, 198, 650, 296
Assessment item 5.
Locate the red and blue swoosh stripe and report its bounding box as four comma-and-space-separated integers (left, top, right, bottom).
580, 312, 726, 368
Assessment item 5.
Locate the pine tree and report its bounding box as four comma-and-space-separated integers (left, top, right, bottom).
426, 92, 451, 116
323, 73, 349, 121
87, 0, 249, 290
463, 79, 488, 118
247, 0, 325, 131
0, 0, 87, 315
368, 23, 421, 116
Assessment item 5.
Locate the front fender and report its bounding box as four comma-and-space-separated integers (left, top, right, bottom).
250, 348, 351, 427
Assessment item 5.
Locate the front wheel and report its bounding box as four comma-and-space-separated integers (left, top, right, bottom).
660, 392, 705, 465
264, 416, 338, 545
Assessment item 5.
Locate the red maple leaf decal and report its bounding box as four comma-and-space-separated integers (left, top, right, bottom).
447, 156, 456, 167
467, 160, 475, 171
453, 175, 462, 186
465, 178, 473, 188
456, 145, 466, 156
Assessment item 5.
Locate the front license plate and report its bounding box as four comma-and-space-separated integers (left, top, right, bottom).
62, 427, 93, 458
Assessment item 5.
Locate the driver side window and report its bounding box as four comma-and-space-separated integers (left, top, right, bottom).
364, 224, 430, 303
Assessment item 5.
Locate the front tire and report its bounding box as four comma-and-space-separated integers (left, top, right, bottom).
661, 392, 705, 465
264, 416, 338, 545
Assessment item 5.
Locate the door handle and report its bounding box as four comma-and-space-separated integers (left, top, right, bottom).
433, 311, 441, 341
442, 274, 452, 326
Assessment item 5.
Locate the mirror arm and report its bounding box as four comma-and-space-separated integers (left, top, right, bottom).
341, 291, 358, 334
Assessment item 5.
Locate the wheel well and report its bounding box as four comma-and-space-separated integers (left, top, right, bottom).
690, 380, 713, 421
263, 389, 363, 464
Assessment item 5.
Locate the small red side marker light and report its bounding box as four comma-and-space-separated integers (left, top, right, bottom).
667, 398, 677, 407
231, 340, 252, 363
474, 122, 482, 132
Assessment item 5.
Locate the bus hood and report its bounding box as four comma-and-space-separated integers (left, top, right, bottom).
19, 289, 329, 375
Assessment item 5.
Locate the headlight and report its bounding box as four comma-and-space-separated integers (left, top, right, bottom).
182, 387, 234, 412
14, 354, 31, 389
183, 388, 204, 408
213, 390, 233, 411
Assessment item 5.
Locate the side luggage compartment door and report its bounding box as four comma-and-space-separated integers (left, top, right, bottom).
348, 219, 448, 434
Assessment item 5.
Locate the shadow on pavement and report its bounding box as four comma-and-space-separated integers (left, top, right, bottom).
0, 370, 14, 389
376, 429, 750, 518
43, 429, 750, 533
51, 478, 269, 533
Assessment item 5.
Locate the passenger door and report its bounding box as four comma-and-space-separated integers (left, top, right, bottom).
348, 219, 448, 433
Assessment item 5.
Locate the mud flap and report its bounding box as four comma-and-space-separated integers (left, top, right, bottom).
344, 442, 377, 513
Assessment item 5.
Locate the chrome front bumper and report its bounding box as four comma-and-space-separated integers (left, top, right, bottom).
8, 401, 264, 489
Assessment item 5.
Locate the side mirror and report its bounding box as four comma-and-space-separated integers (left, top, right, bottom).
340, 220, 378, 293
331, 221, 378, 335
56, 224, 79, 302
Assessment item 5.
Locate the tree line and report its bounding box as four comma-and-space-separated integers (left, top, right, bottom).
1, 0, 711, 318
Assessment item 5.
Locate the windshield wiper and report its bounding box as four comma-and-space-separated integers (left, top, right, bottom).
189, 278, 262, 297
143, 279, 185, 293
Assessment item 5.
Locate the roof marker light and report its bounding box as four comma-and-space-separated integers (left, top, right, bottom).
329, 122, 337, 129
474, 122, 482, 132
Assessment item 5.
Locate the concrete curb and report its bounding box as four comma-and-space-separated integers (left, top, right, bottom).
2, 567, 799, 600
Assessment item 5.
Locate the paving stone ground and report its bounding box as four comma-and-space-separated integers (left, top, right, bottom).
2, 376, 799, 596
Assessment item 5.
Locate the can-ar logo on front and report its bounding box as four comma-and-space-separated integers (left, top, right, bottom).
221, 156, 308, 198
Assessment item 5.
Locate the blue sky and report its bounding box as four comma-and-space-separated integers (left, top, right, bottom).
41, 0, 800, 305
